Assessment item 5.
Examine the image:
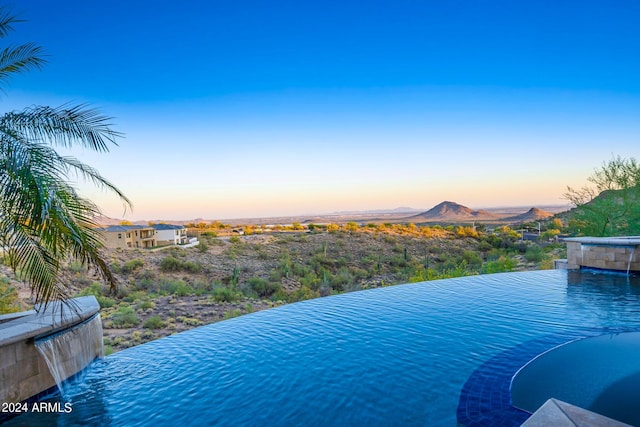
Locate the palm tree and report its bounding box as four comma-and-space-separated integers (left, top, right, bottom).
0, 8, 131, 309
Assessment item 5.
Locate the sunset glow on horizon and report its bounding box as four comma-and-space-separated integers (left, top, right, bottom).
8, 1, 640, 220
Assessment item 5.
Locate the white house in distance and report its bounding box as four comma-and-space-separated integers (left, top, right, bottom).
151, 224, 189, 246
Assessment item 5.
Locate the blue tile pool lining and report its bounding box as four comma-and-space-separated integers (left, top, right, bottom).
456, 326, 636, 427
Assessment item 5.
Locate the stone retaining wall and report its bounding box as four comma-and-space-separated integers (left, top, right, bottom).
0, 296, 101, 404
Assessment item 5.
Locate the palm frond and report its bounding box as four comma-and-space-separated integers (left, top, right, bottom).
0, 7, 23, 39
0, 8, 126, 307
1, 104, 123, 152
0, 43, 46, 85
0, 106, 129, 305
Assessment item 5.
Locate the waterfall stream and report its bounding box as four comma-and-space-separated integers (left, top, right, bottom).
627, 247, 637, 277
34, 314, 104, 396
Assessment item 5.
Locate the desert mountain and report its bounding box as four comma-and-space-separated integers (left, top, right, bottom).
504, 207, 554, 223
409, 201, 499, 222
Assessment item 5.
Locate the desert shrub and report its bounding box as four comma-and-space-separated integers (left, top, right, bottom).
229, 235, 241, 244
482, 256, 517, 274
0, 277, 19, 314
391, 243, 404, 253
74, 282, 102, 299
67, 260, 86, 273
331, 267, 354, 291
96, 296, 116, 308
159, 279, 193, 296
476, 240, 493, 252
350, 267, 369, 280
389, 255, 409, 269
299, 271, 320, 289
176, 316, 202, 326
326, 223, 340, 233
110, 306, 140, 328
223, 309, 243, 320
287, 285, 320, 302
540, 229, 561, 241
456, 226, 479, 238
104, 345, 114, 356
138, 300, 155, 310
137, 269, 156, 281
514, 242, 529, 253
211, 286, 240, 303
524, 245, 545, 262
121, 259, 144, 273
310, 253, 334, 269
159, 256, 201, 273
246, 277, 281, 298
409, 265, 473, 282
134, 277, 157, 292
143, 315, 164, 329
191, 279, 214, 295
159, 256, 182, 272
462, 250, 483, 268
182, 260, 201, 273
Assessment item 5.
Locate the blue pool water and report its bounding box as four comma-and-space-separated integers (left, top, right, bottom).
7, 270, 640, 426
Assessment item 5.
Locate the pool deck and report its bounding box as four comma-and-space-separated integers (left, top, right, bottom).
523, 399, 631, 427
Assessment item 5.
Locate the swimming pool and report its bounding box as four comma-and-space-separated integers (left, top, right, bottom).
7, 270, 640, 426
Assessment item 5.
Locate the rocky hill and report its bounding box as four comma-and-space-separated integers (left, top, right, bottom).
504, 207, 554, 223
409, 201, 499, 222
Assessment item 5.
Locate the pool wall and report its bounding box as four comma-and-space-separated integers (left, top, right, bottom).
564, 237, 640, 273
0, 296, 101, 404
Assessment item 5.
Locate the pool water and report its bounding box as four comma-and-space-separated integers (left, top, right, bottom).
511, 331, 640, 425
7, 270, 640, 426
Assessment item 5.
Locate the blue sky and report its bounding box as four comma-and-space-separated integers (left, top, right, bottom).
5, 1, 640, 220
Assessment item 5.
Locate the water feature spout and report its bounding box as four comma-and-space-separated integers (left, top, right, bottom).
627, 247, 637, 277
34, 314, 104, 396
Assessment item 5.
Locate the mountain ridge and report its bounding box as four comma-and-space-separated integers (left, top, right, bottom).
94, 203, 569, 226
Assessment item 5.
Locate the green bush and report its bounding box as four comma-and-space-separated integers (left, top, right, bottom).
287, 285, 320, 302
138, 300, 156, 310
197, 241, 209, 253
524, 245, 545, 262
462, 250, 483, 268
143, 315, 164, 329
159, 256, 201, 273
110, 306, 140, 328
182, 261, 201, 273
121, 259, 144, 273
104, 344, 114, 356
223, 309, 243, 319
211, 286, 240, 303
159, 279, 193, 296
482, 256, 517, 274
76, 281, 105, 297
96, 296, 116, 308
159, 256, 182, 272
134, 277, 156, 292
0, 278, 19, 314
247, 277, 281, 298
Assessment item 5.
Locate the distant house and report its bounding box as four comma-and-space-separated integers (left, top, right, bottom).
97, 225, 157, 249
151, 224, 189, 246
